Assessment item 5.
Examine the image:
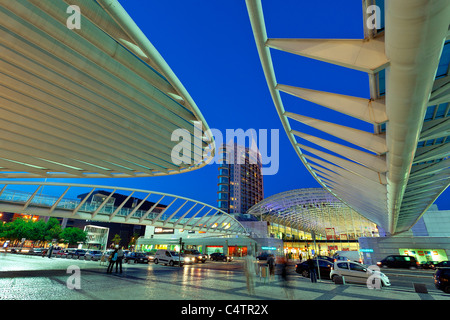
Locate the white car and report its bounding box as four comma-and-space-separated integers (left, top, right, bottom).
154, 249, 186, 266
84, 250, 103, 261
330, 261, 391, 288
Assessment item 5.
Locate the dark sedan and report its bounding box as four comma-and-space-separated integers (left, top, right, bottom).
376, 255, 419, 269
124, 252, 149, 264
317, 255, 335, 263
434, 268, 450, 294
295, 259, 333, 280
68, 249, 87, 259
210, 253, 233, 262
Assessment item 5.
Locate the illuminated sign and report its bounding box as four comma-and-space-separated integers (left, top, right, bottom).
360, 248, 374, 253
154, 227, 174, 234
261, 246, 277, 250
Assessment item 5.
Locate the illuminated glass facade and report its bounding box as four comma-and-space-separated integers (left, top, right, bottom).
248, 188, 379, 257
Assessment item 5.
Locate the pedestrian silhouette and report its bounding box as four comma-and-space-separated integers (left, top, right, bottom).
279, 256, 294, 299
107, 248, 118, 274
116, 246, 124, 273
307, 257, 317, 283
244, 250, 256, 295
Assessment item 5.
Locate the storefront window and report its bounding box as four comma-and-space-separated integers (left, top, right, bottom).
228, 246, 247, 257
206, 246, 223, 254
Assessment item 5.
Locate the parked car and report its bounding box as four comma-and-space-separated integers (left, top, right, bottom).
376, 255, 419, 269
49, 246, 62, 255
256, 252, 273, 261
154, 249, 185, 266
183, 249, 207, 263
124, 252, 149, 264
210, 252, 233, 262
84, 250, 103, 261
434, 268, 450, 294
101, 250, 114, 262
56, 249, 75, 258
69, 249, 87, 259
317, 255, 336, 263
123, 250, 131, 256
29, 248, 45, 256
433, 261, 450, 269
334, 255, 350, 262
331, 261, 391, 287
295, 259, 333, 279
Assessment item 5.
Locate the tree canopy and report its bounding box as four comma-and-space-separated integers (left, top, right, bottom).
0, 217, 86, 246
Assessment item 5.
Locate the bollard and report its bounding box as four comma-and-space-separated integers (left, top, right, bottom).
334, 275, 346, 285
413, 283, 428, 294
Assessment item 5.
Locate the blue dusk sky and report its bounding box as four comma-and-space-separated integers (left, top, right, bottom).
27, 1, 449, 210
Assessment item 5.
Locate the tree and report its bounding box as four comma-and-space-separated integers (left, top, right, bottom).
112, 234, 121, 245
60, 227, 87, 246
129, 232, 140, 247
28, 220, 47, 246
44, 218, 62, 242
3, 218, 32, 245
0, 217, 68, 246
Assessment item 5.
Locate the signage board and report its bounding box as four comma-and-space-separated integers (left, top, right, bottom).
154, 227, 174, 234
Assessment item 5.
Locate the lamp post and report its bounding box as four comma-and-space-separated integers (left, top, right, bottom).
312, 231, 321, 281
179, 237, 183, 267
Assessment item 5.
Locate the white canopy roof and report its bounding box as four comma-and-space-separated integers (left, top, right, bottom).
246, 0, 450, 234
0, 0, 214, 178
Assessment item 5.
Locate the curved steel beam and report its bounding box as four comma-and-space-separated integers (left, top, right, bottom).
0, 0, 215, 178
246, 0, 450, 235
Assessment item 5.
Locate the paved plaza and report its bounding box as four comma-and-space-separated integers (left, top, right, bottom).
0, 254, 449, 301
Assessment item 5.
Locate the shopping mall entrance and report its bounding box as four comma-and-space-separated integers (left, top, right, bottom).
283, 239, 360, 260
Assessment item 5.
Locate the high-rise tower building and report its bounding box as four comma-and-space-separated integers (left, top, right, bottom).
217, 141, 264, 214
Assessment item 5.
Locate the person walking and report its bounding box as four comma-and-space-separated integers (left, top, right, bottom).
267, 254, 275, 277
47, 245, 54, 259
280, 257, 294, 299
244, 250, 256, 295
116, 246, 124, 273
107, 248, 118, 274
307, 257, 317, 283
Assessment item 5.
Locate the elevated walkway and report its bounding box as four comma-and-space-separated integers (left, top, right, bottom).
0, 181, 249, 236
